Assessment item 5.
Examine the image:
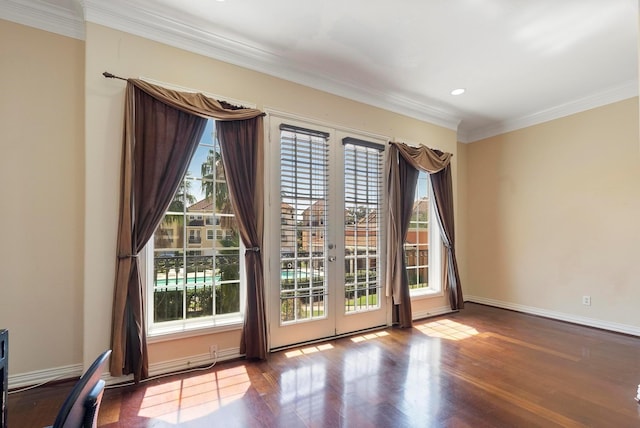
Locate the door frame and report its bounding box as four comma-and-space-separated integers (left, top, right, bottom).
264, 111, 392, 350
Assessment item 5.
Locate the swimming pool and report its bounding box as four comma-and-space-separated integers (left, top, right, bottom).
154, 269, 324, 287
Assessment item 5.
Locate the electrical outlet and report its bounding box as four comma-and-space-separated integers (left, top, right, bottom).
209, 344, 218, 358
582, 295, 591, 306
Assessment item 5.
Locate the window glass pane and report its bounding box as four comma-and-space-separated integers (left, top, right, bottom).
154, 286, 184, 322
216, 283, 240, 314
154, 213, 183, 251
186, 283, 213, 319
153, 249, 185, 322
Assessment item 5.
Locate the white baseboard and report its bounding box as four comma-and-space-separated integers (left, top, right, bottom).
10, 347, 242, 389
465, 295, 640, 337
8, 363, 83, 390
104, 346, 242, 386
412, 305, 456, 320
148, 346, 241, 378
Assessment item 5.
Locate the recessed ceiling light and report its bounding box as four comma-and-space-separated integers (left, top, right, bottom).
450, 88, 466, 96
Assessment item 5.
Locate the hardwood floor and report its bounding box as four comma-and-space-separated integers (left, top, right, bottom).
7, 303, 640, 427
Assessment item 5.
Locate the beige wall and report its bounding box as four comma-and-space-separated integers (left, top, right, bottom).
456, 141, 469, 293
0, 19, 85, 374
466, 98, 640, 329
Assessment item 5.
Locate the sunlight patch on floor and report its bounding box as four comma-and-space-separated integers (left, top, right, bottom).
285, 343, 334, 358
137, 365, 250, 423
415, 319, 479, 341
350, 330, 390, 343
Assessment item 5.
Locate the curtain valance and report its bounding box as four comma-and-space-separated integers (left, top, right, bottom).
129, 79, 264, 121
390, 141, 452, 173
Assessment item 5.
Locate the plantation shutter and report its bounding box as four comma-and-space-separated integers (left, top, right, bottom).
342, 138, 384, 313
279, 124, 330, 323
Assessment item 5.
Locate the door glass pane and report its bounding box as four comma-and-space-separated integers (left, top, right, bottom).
344, 143, 383, 313
280, 127, 330, 324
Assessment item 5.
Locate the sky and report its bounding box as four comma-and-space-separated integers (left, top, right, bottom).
185, 119, 216, 202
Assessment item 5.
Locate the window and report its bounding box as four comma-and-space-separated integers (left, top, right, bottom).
188, 229, 201, 244
405, 171, 441, 296
147, 119, 244, 336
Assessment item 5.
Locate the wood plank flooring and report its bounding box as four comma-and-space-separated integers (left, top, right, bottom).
7, 303, 640, 427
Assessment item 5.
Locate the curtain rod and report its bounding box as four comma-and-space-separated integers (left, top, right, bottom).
103, 71, 127, 81
102, 71, 265, 115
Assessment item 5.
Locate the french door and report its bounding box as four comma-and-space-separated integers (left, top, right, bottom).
268, 117, 389, 349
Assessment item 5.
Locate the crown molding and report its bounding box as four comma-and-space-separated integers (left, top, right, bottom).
462, 79, 639, 143
0, 0, 84, 39
5, 0, 634, 140
81, 0, 461, 131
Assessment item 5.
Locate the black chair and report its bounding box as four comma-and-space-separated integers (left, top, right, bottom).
47, 350, 111, 428
1, 329, 8, 428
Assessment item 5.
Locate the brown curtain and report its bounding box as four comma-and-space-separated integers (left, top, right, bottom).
385, 147, 419, 327
386, 142, 464, 324
111, 79, 265, 380
216, 119, 266, 359
429, 164, 464, 310
111, 83, 207, 380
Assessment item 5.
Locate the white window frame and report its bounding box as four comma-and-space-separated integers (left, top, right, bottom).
143, 240, 245, 341
408, 172, 443, 300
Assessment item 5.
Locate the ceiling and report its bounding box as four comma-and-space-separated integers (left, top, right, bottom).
3, 0, 638, 142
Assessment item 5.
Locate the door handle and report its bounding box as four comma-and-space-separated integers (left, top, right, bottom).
328, 256, 336, 262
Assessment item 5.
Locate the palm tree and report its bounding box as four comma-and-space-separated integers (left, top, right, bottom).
201, 149, 233, 211
169, 174, 197, 212
201, 148, 234, 227
201, 148, 241, 314
155, 174, 197, 250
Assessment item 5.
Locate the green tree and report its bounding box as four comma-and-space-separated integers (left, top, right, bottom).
216, 228, 241, 314
201, 148, 235, 231
201, 149, 232, 212
201, 148, 240, 314
169, 174, 197, 212
155, 175, 197, 249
